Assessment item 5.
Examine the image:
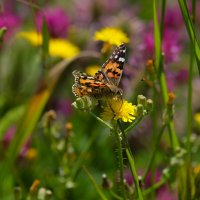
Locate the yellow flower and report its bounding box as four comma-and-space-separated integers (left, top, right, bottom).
49, 39, 79, 58
101, 98, 137, 123
18, 30, 42, 45
194, 113, 200, 125
94, 27, 130, 46
85, 65, 101, 76
18, 30, 80, 59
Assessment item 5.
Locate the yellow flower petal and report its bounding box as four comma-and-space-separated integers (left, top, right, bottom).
94, 27, 130, 46
18, 30, 80, 59
101, 98, 137, 123
85, 65, 101, 76
18, 30, 42, 46
49, 39, 79, 59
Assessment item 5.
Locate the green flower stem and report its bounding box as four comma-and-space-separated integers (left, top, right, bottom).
143, 178, 166, 196
113, 128, 126, 200
110, 190, 123, 200
186, 0, 195, 162
159, 57, 179, 151
83, 166, 108, 200
124, 116, 143, 134
160, 0, 166, 39
143, 124, 167, 181
118, 121, 143, 200
89, 111, 114, 130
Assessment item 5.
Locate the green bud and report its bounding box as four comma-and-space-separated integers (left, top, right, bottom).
146, 99, 153, 112
137, 104, 144, 116
0, 27, 7, 42
72, 96, 97, 110
137, 95, 146, 107
162, 168, 170, 180
38, 188, 46, 200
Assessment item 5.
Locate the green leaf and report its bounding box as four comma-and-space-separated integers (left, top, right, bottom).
126, 148, 143, 200
0, 105, 25, 139
42, 17, 50, 56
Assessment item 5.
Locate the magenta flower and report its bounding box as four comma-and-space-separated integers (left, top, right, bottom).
36, 7, 69, 38
2, 126, 16, 149
140, 6, 185, 64
146, 170, 177, 200
0, 11, 21, 40
164, 7, 183, 29
140, 26, 182, 64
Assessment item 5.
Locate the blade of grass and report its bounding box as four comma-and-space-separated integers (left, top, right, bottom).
0, 105, 25, 139
83, 166, 108, 200
178, 0, 200, 75
153, 0, 161, 73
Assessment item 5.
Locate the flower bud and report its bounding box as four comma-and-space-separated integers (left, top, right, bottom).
137, 95, 146, 107
102, 174, 113, 189
137, 104, 144, 116
72, 96, 97, 111
146, 99, 153, 112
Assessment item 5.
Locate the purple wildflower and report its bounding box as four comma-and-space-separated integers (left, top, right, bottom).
140, 6, 185, 64
146, 170, 177, 200
175, 69, 189, 84
2, 126, 16, 149
0, 11, 21, 40
36, 7, 69, 38
51, 98, 73, 116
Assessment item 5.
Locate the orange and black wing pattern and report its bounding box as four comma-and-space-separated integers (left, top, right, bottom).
95, 43, 126, 86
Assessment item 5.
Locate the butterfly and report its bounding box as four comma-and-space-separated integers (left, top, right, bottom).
72, 43, 126, 99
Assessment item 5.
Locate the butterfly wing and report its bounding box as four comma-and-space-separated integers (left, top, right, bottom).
72, 70, 110, 98
95, 43, 126, 86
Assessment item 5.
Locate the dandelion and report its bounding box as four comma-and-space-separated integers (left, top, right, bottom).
18, 30, 42, 46
94, 27, 129, 46
85, 65, 101, 76
18, 30, 80, 59
49, 39, 79, 58
101, 98, 137, 123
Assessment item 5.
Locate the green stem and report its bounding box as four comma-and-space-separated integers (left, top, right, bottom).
186, 0, 195, 161
89, 111, 114, 130
160, 0, 166, 39
83, 166, 108, 200
159, 56, 179, 151
118, 121, 143, 200
143, 178, 166, 196
110, 191, 123, 200
113, 128, 126, 200
124, 116, 143, 134
143, 124, 167, 181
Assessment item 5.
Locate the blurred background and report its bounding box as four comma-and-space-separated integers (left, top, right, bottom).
1, 0, 200, 199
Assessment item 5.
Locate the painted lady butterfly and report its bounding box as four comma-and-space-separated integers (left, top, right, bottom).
72, 44, 126, 99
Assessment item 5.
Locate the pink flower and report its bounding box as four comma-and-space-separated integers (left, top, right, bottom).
36, 7, 69, 38
0, 11, 21, 40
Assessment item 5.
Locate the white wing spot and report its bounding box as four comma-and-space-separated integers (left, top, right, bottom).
115, 55, 118, 59
119, 57, 125, 62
